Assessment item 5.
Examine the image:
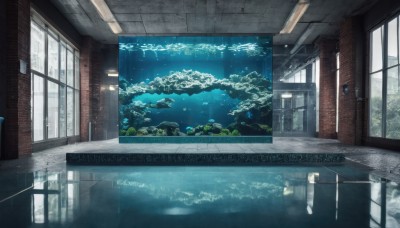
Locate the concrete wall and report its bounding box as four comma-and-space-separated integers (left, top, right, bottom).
99, 45, 119, 140
80, 38, 118, 142
364, 0, 400, 31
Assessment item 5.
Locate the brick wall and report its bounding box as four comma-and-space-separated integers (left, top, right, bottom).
80, 36, 108, 141
0, 0, 7, 118
4, 0, 32, 158
338, 17, 365, 145
80, 36, 93, 142
316, 38, 337, 139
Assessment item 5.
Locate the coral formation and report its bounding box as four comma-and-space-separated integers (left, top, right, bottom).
126, 127, 137, 136
120, 70, 272, 116
119, 70, 273, 137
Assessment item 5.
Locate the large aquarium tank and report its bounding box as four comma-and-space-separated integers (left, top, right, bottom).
119, 36, 273, 142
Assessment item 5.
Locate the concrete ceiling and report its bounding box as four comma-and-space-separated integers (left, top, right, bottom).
50, 0, 375, 77
50, 0, 374, 45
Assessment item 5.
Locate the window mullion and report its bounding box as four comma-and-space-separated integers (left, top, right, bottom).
58, 39, 61, 139
44, 27, 49, 141
382, 23, 388, 138
31, 74, 35, 141
398, 17, 400, 91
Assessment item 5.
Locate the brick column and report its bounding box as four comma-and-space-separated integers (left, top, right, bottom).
316, 38, 337, 139
80, 37, 93, 142
339, 17, 364, 145
4, 0, 32, 158
80, 36, 105, 141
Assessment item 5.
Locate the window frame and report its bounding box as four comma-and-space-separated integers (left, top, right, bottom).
30, 12, 80, 142
368, 14, 400, 139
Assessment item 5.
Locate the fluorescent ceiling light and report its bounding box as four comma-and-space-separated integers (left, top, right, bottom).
280, 0, 309, 34
107, 21, 123, 34
90, 0, 123, 34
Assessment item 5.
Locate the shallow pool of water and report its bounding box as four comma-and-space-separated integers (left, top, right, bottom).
0, 164, 399, 227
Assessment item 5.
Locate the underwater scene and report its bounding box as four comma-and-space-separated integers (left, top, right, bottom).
119, 36, 273, 138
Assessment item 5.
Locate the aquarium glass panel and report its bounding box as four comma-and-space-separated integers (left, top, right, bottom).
119, 36, 273, 139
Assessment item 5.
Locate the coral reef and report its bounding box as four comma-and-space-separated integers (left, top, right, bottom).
119, 70, 273, 137
119, 120, 271, 137
120, 70, 272, 116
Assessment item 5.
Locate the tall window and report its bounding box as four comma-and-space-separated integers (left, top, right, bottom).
313, 58, 320, 132
281, 69, 307, 83
31, 14, 80, 142
369, 15, 400, 139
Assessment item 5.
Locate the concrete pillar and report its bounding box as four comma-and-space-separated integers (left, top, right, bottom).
316, 38, 338, 139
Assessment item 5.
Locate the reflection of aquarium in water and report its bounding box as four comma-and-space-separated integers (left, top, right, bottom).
119, 36, 273, 137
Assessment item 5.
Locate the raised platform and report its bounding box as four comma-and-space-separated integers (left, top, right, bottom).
66, 153, 345, 165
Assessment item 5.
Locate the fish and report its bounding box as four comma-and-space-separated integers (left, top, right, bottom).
148, 98, 175, 109
186, 126, 193, 131
149, 102, 171, 109
246, 111, 254, 119
202, 102, 209, 106
183, 107, 187, 111
208, 119, 215, 123
159, 98, 175, 103
144, 118, 151, 122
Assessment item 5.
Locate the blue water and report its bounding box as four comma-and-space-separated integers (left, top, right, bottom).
133, 90, 240, 131
118, 36, 273, 137
1, 164, 399, 227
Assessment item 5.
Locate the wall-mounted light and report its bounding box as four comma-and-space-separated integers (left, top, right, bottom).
342, 84, 349, 95
107, 73, 119, 77
280, 0, 310, 34
107, 70, 119, 77
90, 0, 123, 34
109, 85, 117, 91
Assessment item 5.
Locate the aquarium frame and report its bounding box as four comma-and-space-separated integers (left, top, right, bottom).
118, 35, 273, 144
119, 33, 275, 37
119, 136, 272, 143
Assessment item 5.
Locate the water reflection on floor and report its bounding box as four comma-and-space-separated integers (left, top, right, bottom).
0, 165, 399, 228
